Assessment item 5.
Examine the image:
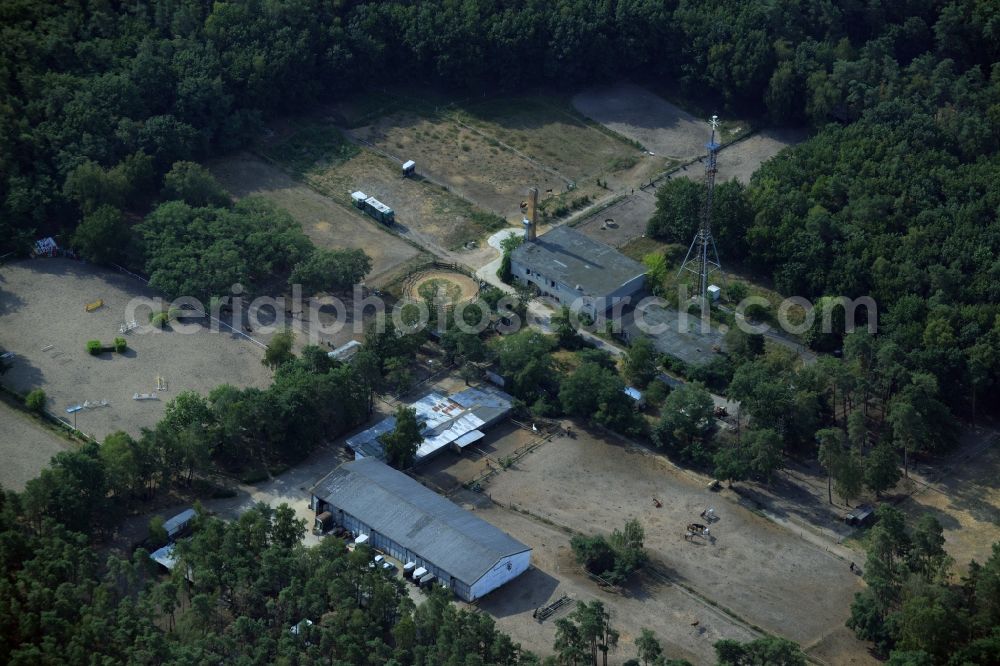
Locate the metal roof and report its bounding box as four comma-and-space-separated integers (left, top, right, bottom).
454, 430, 485, 447
510, 226, 646, 298
365, 196, 393, 214
312, 458, 530, 585
150, 543, 177, 570
346, 417, 397, 459
345, 386, 512, 462
163, 509, 195, 538
328, 339, 362, 362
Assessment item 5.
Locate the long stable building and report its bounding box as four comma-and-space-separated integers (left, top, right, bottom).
311, 458, 530, 602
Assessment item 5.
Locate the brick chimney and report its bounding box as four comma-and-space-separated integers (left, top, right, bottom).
523, 187, 538, 242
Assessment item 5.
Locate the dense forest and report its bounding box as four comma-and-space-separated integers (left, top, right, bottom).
4, 0, 1000, 663
848, 506, 1000, 664
3, 0, 996, 251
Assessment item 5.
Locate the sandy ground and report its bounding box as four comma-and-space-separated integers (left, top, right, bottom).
573, 83, 711, 160
349, 113, 561, 218
404, 270, 479, 304
897, 421, 1000, 571
0, 259, 271, 441
733, 419, 1000, 573
708, 129, 808, 184
0, 401, 73, 491
456, 95, 644, 183
574, 190, 657, 249
459, 491, 759, 664
210, 153, 420, 286
572, 131, 804, 252
476, 427, 872, 664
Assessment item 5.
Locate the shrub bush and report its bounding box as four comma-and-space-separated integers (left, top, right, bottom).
150, 312, 168, 328
744, 302, 769, 322
86, 340, 102, 355
25, 388, 46, 412
240, 468, 269, 484
147, 516, 168, 550
113, 337, 127, 353
644, 380, 670, 407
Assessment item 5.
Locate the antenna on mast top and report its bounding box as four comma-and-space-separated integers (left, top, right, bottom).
677, 115, 726, 303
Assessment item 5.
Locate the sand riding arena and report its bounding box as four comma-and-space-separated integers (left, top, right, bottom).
402, 265, 480, 307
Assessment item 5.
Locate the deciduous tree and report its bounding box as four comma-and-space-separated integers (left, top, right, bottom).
380, 406, 422, 469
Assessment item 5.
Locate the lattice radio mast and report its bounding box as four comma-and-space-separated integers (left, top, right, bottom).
677, 115, 725, 302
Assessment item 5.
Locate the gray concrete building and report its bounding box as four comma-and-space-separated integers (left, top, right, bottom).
311, 458, 531, 601
510, 225, 646, 317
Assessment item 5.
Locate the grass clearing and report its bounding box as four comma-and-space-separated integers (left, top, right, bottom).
452, 94, 644, 182
260, 121, 359, 176
348, 111, 565, 219
619, 236, 677, 262
897, 427, 1000, 571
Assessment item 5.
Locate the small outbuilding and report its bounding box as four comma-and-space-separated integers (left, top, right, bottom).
150, 543, 177, 571
845, 504, 876, 527
623, 386, 645, 408
33, 237, 58, 257
328, 339, 362, 363
402, 160, 416, 176
163, 509, 196, 541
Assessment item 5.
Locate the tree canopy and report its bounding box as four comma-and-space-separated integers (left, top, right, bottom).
137, 198, 312, 301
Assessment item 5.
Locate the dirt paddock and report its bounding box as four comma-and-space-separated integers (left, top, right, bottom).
306, 150, 505, 252
349, 112, 561, 219
455, 95, 643, 183
573, 83, 712, 160
210, 153, 420, 286
471, 426, 872, 664
572, 129, 804, 252
0, 259, 272, 441
0, 400, 72, 491
573, 190, 656, 249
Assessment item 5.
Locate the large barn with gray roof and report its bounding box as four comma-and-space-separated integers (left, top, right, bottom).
510, 225, 646, 317
310, 458, 530, 601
